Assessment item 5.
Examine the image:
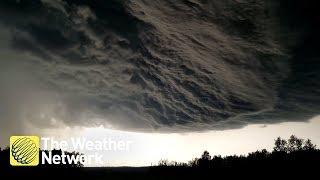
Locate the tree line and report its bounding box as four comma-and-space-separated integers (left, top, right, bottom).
157, 135, 319, 168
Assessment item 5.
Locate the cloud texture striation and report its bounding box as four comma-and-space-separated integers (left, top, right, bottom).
0, 0, 319, 137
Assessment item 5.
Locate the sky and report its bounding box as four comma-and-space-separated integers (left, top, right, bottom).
0, 0, 319, 167
24, 115, 320, 167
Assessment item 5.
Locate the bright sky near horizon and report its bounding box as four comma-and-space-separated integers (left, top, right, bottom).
24, 115, 320, 167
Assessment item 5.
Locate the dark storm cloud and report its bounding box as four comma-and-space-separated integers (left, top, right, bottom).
0, 0, 319, 136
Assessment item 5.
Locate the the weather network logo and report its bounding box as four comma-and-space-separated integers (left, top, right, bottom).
10, 136, 40, 166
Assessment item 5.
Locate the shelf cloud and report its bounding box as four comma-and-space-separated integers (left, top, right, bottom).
0, 0, 319, 138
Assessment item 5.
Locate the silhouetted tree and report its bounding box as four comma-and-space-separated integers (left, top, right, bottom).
287, 135, 304, 152
201, 150, 211, 160
274, 137, 288, 152
158, 159, 170, 166
303, 139, 316, 151
154, 135, 319, 170
248, 149, 269, 159
188, 158, 199, 167
158, 159, 187, 167
198, 151, 211, 168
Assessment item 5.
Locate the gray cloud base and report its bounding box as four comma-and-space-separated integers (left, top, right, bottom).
0, 0, 319, 137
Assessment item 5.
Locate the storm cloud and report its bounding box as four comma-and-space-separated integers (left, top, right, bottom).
0, 0, 319, 137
